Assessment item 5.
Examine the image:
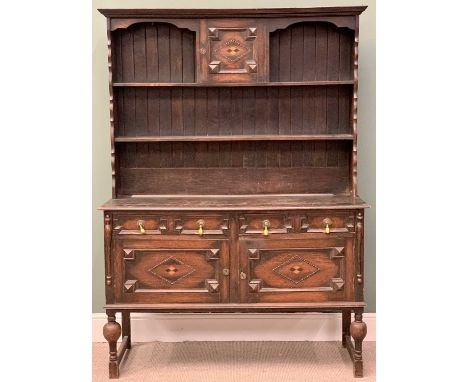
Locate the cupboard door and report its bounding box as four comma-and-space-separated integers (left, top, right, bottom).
114, 237, 229, 303
238, 237, 355, 303
199, 19, 266, 83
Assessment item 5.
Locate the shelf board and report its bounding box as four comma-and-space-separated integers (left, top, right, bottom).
114, 134, 354, 143
112, 80, 354, 88
99, 194, 370, 211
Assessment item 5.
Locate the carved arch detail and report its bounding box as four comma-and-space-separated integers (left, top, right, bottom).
111, 19, 199, 32
268, 17, 356, 33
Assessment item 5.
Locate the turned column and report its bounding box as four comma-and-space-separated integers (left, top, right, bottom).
103, 312, 122, 379
350, 308, 367, 377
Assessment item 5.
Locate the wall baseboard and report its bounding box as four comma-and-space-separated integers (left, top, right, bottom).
93, 312, 375, 342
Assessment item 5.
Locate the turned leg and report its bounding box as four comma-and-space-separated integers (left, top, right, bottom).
342, 309, 351, 347
103, 312, 122, 379
122, 311, 131, 349
350, 309, 367, 378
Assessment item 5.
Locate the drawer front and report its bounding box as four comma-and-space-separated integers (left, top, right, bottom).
238, 237, 355, 303
239, 213, 293, 235
199, 19, 266, 83
113, 214, 168, 235
113, 238, 229, 303
300, 211, 356, 234
113, 214, 229, 237
174, 215, 229, 236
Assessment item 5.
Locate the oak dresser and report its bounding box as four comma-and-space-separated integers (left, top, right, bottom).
98, 6, 370, 378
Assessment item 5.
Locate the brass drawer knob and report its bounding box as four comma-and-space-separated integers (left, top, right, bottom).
222, 268, 230, 276
240, 271, 247, 280
197, 219, 205, 236
137, 220, 146, 234
263, 219, 271, 236
323, 218, 332, 234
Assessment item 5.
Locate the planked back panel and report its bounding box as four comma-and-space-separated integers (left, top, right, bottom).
117, 141, 351, 195
269, 22, 353, 82
114, 86, 352, 136
112, 22, 196, 83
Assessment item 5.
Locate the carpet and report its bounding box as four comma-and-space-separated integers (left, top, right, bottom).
93, 341, 376, 381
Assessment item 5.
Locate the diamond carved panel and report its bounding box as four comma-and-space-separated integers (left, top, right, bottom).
273, 255, 320, 284
147, 257, 196, 285
208, 27, 257, 74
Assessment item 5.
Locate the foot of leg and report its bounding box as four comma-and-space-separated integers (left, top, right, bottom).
350, 309, 367, 378
103, 312, 122, 379
342, 309, 351, 347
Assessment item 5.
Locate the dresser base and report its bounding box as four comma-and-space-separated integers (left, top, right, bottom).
103, 305, 367, 378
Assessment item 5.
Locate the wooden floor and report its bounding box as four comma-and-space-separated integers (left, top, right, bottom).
93, 341, 376, 381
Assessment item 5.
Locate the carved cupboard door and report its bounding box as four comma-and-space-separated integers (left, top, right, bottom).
238, 238, 355, 303
198, 19, 267, 83
113, 238, 229, 303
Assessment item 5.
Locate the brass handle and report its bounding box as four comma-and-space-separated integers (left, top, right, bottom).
240, 271, 247, 280
137, 220, 145, 234
197, 219, 205, 236
323, 218, 332, 234
263, 219, 271, 236
222, 268, 230, 276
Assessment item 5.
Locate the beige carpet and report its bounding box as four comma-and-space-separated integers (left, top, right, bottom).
93, 341, 375, 381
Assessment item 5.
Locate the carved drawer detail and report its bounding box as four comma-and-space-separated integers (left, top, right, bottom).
174, 216, 229, 236
239, 214, 292, 235
113, 215, 167, 235
300, 212, 355, 233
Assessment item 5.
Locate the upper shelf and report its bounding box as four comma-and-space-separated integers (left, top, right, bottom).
113, 80, 354, 88
115, 134, 354, 143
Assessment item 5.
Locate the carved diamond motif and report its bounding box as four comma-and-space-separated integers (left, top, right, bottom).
213, 38, 251, 63
148, 257, 195, 285
273, 255, 320, 284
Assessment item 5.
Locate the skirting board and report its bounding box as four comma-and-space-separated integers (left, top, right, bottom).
93, 312, 375, 342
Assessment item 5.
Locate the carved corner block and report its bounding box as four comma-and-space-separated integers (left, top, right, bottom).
208, 27, 219, 39
208, 60, 221, 73
124, 280, 137, 293
248, 279, 262, 292
246, 60, 257, 73
248, 248, 260, 260
206, 279, 220, 293
205, 248, 220, 260
331, 278, 345, 291
329, 247, 345, 259
246, 27, 257, 40
123, 249, 135, 260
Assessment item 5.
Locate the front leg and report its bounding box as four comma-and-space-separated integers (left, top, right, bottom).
342, 309, 351, 347
122, 311, 131, 349
350, 308, 367, 377
103, 312, 122, 379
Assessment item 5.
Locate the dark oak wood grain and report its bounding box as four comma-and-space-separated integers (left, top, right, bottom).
99, 195, 369, 211
99, 6, 369, 379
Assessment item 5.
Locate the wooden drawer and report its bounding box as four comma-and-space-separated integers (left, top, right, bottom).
238, 237, 355, 303
239, 213, 292, 235
300, 212, 355, 234
113, 214, 167, 235
174, 215, 229, 236
112, 214, 229, 236
113, 237, 229, 304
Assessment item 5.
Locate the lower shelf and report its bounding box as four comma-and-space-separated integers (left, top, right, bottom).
104, 302, 366, 313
